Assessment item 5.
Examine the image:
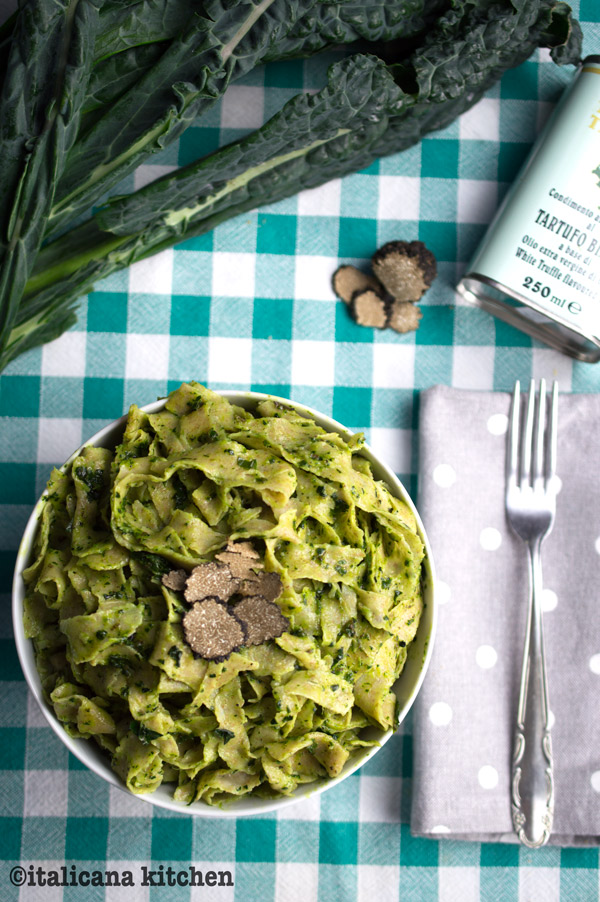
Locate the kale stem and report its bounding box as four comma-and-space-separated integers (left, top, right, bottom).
24, 222, 130, 298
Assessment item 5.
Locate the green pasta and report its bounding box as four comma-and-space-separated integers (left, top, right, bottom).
23, 382, 425, 806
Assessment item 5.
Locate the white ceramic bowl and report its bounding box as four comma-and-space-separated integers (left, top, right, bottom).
13, 391, 436, 817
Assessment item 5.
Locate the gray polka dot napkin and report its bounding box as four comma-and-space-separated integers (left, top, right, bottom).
411, 384, 600, 846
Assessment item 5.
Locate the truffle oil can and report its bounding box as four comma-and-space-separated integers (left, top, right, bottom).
457, 56, 600, 362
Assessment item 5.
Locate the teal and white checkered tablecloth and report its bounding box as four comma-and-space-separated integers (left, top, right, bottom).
2, 2, 600, 899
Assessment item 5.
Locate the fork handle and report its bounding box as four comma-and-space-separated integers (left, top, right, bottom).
511, 537, 554, 848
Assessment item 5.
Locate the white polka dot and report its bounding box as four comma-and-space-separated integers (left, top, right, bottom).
429, 702, 453, 726
480, 527, 502, 551
589, 654, 600, 675
547, 710, 555, 730
436, 580, 451, 605
487, 413, 508, 435
595, 537, 600, 555
541, 589, 557, 612
591, 771, 600, 793
431, 825, 451, 834
433, 464, 457, 488
478, 765, 499, 789
476, 645, 497, 669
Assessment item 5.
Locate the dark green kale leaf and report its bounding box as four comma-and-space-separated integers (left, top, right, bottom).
167, 645, 182, 666
171, 474, 188, 510
93, 0, 196, 61
82, 42, 168, 116
133, 551, 172, 579
74, 465, 106, 501
130, 720, 162, 743
108, 655, 137, 675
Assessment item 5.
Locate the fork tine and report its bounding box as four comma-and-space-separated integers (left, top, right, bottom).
507, 380, 520, 489
533, 378, 546, 486
521, 379, 536, 489
546, 381, 558, 485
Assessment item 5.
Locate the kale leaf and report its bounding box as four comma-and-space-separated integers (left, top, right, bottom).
133, 551, 172, 579
130, 719, 162, 744
74, 465, 106, 501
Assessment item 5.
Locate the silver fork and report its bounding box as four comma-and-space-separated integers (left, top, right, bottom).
506, 379, 558, 849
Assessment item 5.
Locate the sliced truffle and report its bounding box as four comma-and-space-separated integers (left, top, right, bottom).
240, 570, 283, 602
371, 240, 437, 302
215, 541, 263, 579
349, 289, 388, 329
184, 561, 239, 603
332, 265, 381, 304
387, 300, 423, 334
234, 595, 290, 646
162, 569, 187, 592
182, 598, 246, 660
214, 553, 258, 579
226, 540, 261, 560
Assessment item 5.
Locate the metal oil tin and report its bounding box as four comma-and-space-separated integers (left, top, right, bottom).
457, 56, 600, 362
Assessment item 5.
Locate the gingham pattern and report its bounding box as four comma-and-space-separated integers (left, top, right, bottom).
2, 3, 600, 898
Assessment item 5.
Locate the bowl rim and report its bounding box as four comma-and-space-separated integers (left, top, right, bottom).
12, 389, 436, 817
